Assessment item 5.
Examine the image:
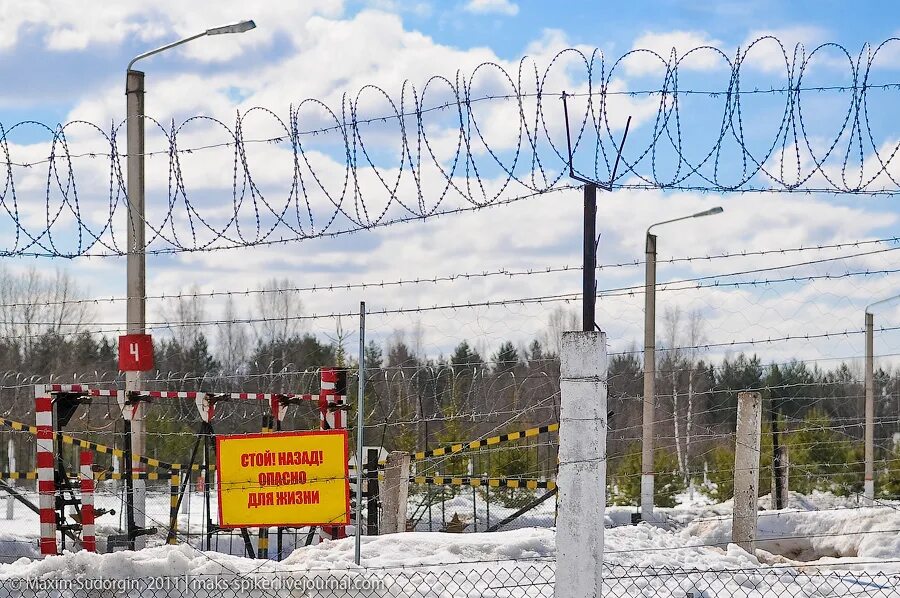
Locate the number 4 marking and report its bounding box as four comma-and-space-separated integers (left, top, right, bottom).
130, 342, 140, 362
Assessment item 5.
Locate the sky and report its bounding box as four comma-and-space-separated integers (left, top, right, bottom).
1, 0, 900, 372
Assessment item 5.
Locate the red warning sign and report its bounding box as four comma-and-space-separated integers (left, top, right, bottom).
118, 334, 154, 371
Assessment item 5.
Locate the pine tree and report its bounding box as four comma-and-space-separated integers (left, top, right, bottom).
492, 341, 519, 375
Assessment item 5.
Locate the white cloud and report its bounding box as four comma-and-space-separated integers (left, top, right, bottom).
0, 0, 344, 61
1, 5, 898, 370
463, 0, 519, 17
625, 31, 726, 76
740, 26, 827, 73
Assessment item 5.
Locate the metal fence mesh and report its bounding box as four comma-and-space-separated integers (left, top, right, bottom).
2, 564, 900, 597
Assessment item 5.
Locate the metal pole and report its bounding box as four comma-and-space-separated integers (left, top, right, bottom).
865, 311, 875, 503
354, 301, 366, 565
641, 232, 657, 521
583, 184, 597, 332
123, 419, 136, 550
125, 69, 147, 547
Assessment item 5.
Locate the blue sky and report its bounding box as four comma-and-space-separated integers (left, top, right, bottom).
380, 0, 898, 60
0, 0, 899, 368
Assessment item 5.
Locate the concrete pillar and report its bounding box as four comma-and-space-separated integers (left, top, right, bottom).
125, 68, 147, 549
381, 451, 410, 534
641, 233, 657, 522
733, 391, 762, 553
555, 331, 607, 598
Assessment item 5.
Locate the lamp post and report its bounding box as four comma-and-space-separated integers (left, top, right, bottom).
125, 19, 256, 548
641, 206, 723, 522
864, 293, 900, 503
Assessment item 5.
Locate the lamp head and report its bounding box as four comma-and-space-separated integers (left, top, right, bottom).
206, 20, 256, 35
692, 206, 724, 218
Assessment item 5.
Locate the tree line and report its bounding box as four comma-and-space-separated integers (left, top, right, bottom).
0, 268, 896, 501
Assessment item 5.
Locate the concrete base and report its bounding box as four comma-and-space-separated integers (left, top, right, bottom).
640, 474, 654, 522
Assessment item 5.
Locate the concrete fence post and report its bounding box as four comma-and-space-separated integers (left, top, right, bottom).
555, 331, 607, 598
381, 451, 410, 534
733, 391, 762, 553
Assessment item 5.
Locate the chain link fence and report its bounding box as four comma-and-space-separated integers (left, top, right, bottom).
2, 564, 900, 597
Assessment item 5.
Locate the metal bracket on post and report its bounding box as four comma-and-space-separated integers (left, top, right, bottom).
116, 390, 156, 549
561, 92, 631, 332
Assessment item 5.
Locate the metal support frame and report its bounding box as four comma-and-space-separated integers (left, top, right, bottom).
486, 487, 558, 532
561, 92, 631, 331
34, 385, 117, 555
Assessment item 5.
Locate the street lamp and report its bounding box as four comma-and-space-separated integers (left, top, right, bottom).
641, 206, 723, 522
864, 293, 900, 503
124, 19, 256, 550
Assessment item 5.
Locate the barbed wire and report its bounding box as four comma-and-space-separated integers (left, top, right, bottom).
0, 234, 891, 310
5, 38, 900, 257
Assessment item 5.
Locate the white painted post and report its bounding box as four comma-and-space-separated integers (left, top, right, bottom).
555, 331, 607, 598
381, 451, 410, 534
733, 391, 762, 553
6, 438, 14, 519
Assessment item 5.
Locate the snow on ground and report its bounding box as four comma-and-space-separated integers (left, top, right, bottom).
0, 527, 894, 597
683, 504, 900, 569
2, 486, 900, 596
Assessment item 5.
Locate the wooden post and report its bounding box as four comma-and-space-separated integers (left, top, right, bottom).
733, 391, 762, 553
381, 451, 410, 534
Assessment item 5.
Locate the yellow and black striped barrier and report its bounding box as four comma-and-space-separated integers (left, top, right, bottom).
412, 476, 556, 490
0, 471, 37, 480
168, 473, 180, 545
0, 470, 174, 481
0, 416, 210, 473
412, 423, 559, 461
95, 471, 174, 481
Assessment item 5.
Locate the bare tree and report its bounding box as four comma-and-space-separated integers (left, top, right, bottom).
0, 265, 94, 356
253, 278, 303, 344
543, 307, 579, 356
217, 295, 248, 375
160, 285, 206, 349
662, 305, 685, 480
684, 309, 706, 485
410, 319, 425, 360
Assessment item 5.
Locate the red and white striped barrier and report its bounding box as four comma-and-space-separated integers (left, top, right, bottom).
35, 387, 56, 556
43, 385, 119, 396
79, 451, 95, 552
33, 373, 343, 556
142, 390, 317, 401
134, 391, 315, 424
318, 368, 347, 543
